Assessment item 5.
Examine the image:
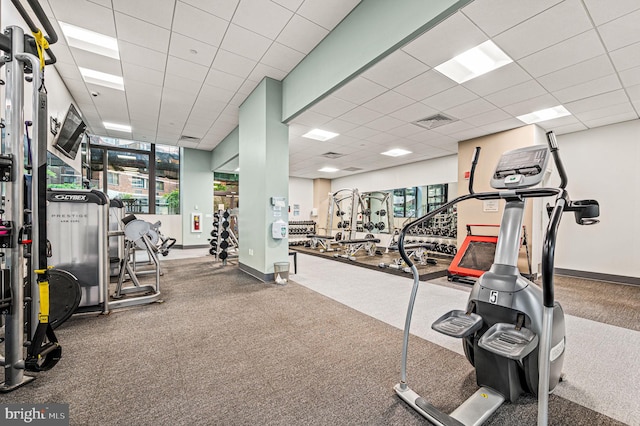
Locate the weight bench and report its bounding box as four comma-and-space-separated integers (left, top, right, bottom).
307, 234, 336, 252
334, 238, 381, 261
379, 243, 437, 272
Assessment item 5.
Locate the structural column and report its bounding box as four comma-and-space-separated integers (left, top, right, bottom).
238, 78, 289, 281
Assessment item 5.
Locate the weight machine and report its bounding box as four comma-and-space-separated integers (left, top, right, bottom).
360, 191, 392, 232
0, 0, 62, 392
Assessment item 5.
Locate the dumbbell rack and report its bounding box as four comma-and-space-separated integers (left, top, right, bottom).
209, 209, 239, 265
288, 221, 316, 246
405, 209, 458, 256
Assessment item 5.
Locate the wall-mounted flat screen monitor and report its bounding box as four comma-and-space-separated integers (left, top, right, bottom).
52, 104, 86, 160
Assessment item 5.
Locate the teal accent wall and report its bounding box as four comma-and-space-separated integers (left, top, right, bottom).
211, 127, 239, 171
181, 147, 214, 247
238, 78, 289, 277
281, 0, 472, 121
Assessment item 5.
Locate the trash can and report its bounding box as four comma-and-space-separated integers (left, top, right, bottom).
274, 262, 290, 284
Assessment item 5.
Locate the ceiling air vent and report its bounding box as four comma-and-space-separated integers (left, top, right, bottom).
412, 113, 458, 130
343, 167, 363, 172
321, 151, 345, 159
179, 135, 201, 143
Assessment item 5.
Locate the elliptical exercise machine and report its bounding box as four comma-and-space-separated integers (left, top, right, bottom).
394, 132, 600, 426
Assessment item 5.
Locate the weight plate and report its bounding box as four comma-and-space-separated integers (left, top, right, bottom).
219, 251, 228, 260
221, 230, 229, 239
222, 221, 230, 229
209, 247, 217, 255
223, 211, 230, 219
220, 241, 229, 249
48, 269, 82, 329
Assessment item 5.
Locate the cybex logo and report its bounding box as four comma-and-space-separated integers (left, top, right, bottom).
52, 194, 87, 202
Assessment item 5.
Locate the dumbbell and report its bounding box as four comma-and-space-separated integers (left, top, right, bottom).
220, 241, 229, 250
335, 232, 342, 241
222, 220, 229, 229
209, 247, 217, 256
221, 230, 230, 239
223, 211, 230, 219
210, 230, 218, 237
209, 240, 217, 248
219, 251, 228, 260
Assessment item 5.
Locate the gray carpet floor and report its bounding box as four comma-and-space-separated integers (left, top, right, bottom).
0, 257, 628, 425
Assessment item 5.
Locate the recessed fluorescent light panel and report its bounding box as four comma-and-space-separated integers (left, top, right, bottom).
302, 129, 339, 141
435, 40, 513, 84
59, 22, 119, 59
318, 167, 339, 173
103, 122, 131, 132
516, 105, 571, 124
79, 67, 124, 91
381, 148, 411, 157
117, 154, 137, 160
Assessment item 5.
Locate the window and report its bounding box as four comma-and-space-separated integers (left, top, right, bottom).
46, 151, 83, 189
87, 136, 179, 214
107, 172, 119, 185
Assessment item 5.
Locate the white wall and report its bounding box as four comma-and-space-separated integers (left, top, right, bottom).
288, 177, 314, 221
551, 119, 640, 278
331, 155, 458, 192
144, 214, 182, 246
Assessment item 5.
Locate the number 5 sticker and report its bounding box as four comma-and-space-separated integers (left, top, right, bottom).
489, 290, 498, 304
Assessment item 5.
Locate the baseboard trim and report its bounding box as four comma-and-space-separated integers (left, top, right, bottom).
555, 268, 640, 286
239, 263, 274, 283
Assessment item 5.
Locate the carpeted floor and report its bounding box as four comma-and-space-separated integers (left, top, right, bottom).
0, 257, 627, 425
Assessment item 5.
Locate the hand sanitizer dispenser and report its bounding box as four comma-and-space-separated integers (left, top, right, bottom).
272, 219, 288, 239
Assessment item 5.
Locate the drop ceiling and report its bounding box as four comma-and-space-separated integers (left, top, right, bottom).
42, 0, 640, 179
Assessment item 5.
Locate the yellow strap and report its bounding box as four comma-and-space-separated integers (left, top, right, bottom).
32, 30, 49, 70
38, 279, 50, 323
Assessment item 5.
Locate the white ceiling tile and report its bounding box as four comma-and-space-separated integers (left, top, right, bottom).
115, 12, 170, 53
564, 89, 629, 114
366, 132, 399, 144
362, 91, 414, 115
260, 42, 305, 72
463, 108, 512, 127
276, 14, 328, 54
462, 63, 531, 97
54, 62, 84, 81
518, 30, 605, 78
212, 49, 257, 78
582, 111, 638, 128
444, 98, 495, 120
421, 86, 478, 111
332, 77, 387, 104
386, 123, 424, 138
221, 24, 272, 62
626, 84, 640, 102
318, 119, 359, 134
609, 41, 640, 72
402, 12, 487, 67
247, 63, 288, 83
620, 66, 640, 87
389, 102, 439, 122
583, 0, 640, 25
484, 80, 547, 108
394, 70, 457, 102
537, 55, 615, 92
479, 118, 524, 134
200, 84, 237, 103
164, 73, 202, 95
168, 32, 217, 67
228, 92, 248, 107
493, 0, 592, 60
204, 69, 246, 92
166, 55, 209, 82
236, 78, 261, 96
161, 86, 197, 107
122, 62, 165, 86
291, 110, 333, 127
308, 96, 357, 118
338, 106, 384, 126
232, 0, 293, 39
113, 0, 175, 29
345, 126, 380, 140
296, 0, 360, 30
462, 0, 562, 37
450, 127, 490, 142
50, 44, 75, 65
364, 116, 405, 132
501, 93, 559, 117
70, 48, 122, 76
598, 8, 640, 51
554, 75, 622, 104
361, 50, 430, 89
50, 0, 116, 36
549, 122, 587, 135
179, 0, 239, 21
118, 41, 167, 72
532, 114, 581, 130
431, 120, 475, 136
271, 0, 304, 12
173, 2, 228, 46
